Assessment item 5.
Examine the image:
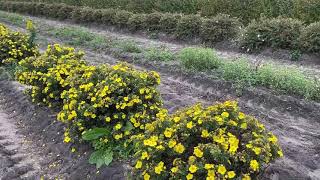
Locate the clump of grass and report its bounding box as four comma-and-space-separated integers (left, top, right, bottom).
50, 27, 110, 49
256, 63, 320, 100
116, 40, 142, 53
178, 47, 221, 71
0, 11, 25, 27
145, 46, 175, 61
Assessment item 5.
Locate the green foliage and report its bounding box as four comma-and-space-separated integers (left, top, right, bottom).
116, 40, 142, 53
127, 14, 147, 32
221, 59, 255, 86
200, 14, 242, 44
143, 12, 163, 32
145, 46, 175, 62
101, 8, 117, 25
176, 14, 202, 39
89, 148, 113, 168
299, 22, 320, 53
159, 13, 182, 33
240, 17, 303, 52
178, 47, 220, 71
113, 10, 133, 28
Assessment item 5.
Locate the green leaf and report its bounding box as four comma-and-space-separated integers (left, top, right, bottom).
124, 121, 134, 132
82, 128, 109, 141
89, 149, 113, 168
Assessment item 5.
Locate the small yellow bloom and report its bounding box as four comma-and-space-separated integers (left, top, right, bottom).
187, 121, 193, 129
141, 152, 149, 160
201, 129, 209, 138
189, 165, 198, 173
250, 160, 259, 171
143, 173, 150, 180
205, 164, 214, 170
217, 164, 226, 175
186, 173, 193, 180
227, 171, 236, 178
174, 143, 185, 154
193, 147, 203, 158
135, 160, 142, 169
171, 167, 178, 173
221, 112, 229, 118
164, 128, 173, 138
168, 139, 177, 148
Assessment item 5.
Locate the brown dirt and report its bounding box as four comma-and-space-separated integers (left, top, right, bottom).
0, 13, 320, 180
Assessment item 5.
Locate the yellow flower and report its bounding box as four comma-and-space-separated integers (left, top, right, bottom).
168, 139, 177, 148
188, 156, 196, 164
154, 161, 165, 174
141, 152, 149, 160
221, 112, 229, 118
164, 128, 173, 138
186, 173, 193, 180
115, 123, 122, 130
173, 117, 180, 123
135, 160, 142, 169
238, 112, 245, 119
253, 147, 261, 155
278, 150, 284, 157
250, 160, 259, 171
193, 147, 203, 158
205, 164, 214, 170
201, 129, 209, 138
217, 165, 226, 175
171, 167, 178, 173
105, 117, 111, 122
187, 121, 193, 129
189, 165, 198, 173
174, 143, 185, 154
64, 136, 71, 143
143, 173, 150, 180
242, 174, 251, 180
268, 135, 278, 144
207, 169, 215, 177
227, 171, 236, 178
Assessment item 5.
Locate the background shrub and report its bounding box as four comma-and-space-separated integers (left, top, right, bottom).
240, 17, 303, 52
57, 4, 74, 20
127, 14, 147, 32
159, 13, 182, 34
101, 8, 117, 25
113, 10, 134, 28
176, 14, 202, 39
143, 12, 163, 32
299, 22, 320, 53
178, 47, 220, 71
200, 14, 242, 44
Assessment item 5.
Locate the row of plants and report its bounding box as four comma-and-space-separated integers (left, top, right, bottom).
1, 10, 319, 103
2, 10, 319, 103
0, 1, 319, 54
3, 0, 320, 24
0, 22, 284, 179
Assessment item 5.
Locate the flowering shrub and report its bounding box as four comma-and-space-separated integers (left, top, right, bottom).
16, 44, 85, 107
0, 23, 38, 65
133, 101, 283, 179
58, 63, 163, 166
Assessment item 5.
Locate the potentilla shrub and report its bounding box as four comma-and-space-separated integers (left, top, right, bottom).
101, 8, 117, 25
0, 23, 38, 65
58, 63, 163, 166
159, 13, 182, 34
128, 14, 147, 32
113, 10, 134, 28
239, 17, 303, 52
133, 101, 283, 180
200, 14, 242, 44
143, 12, 163, 32
176, 14, 202, 39
299, 22, 320, 53
17, 44, 85, 107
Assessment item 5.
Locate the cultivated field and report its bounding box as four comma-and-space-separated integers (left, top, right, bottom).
0, 1, 319, 180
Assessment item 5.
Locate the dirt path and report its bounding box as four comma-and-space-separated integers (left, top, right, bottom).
0, 14, 320, 180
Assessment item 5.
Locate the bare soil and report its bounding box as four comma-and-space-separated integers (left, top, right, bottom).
0, 13, 320, 180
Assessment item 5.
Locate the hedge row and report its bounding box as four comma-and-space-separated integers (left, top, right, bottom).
1, 23, 283, 179
3, 0, 320, 24
0, 1, 319, 54
0, 1, 242, 44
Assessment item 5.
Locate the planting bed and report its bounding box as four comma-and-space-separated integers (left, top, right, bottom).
0, 12, 320, 180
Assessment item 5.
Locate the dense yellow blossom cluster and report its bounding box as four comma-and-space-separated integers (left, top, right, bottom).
133, 101, 283, 179
0, 23, 38, 64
